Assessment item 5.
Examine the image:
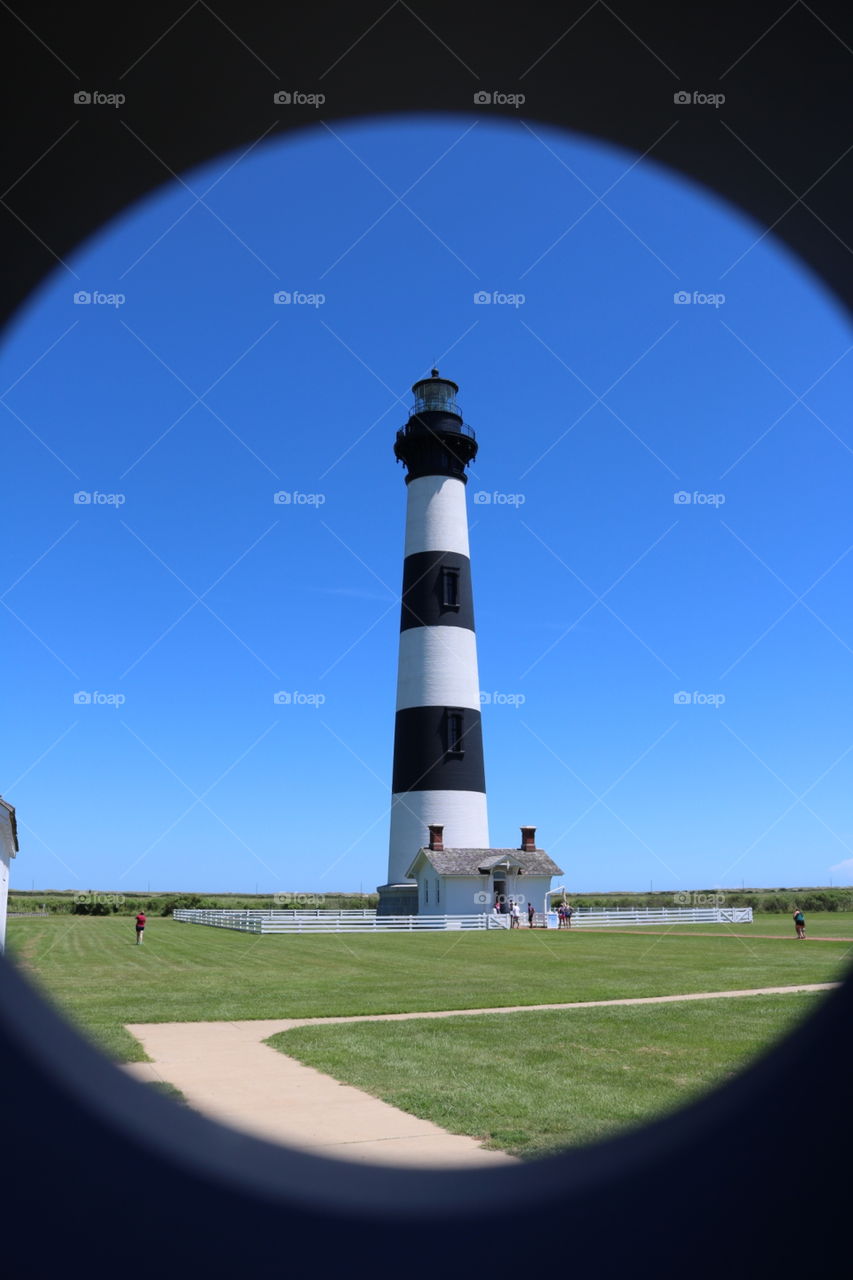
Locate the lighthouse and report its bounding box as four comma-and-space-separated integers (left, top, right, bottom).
377, 370, 489, 915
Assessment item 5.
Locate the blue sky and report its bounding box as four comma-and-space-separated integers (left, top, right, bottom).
2, 113, 851, 894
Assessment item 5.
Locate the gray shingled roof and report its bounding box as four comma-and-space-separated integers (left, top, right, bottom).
0, 795, 18, 854
405, 848, 563, 877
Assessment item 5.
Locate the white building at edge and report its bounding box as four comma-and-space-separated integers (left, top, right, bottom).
0, 796, 20, 955
406, 824, 563, 918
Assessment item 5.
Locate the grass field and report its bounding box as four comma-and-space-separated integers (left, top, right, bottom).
268, 990, 828, 1159
6, 913, 852, 1062
597, 913, 853, 938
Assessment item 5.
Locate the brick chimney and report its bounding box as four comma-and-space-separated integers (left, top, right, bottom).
520, 826, 536, 852
428, 824, 444, 852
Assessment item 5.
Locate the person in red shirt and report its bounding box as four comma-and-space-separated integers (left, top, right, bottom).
135, 911, 146, 945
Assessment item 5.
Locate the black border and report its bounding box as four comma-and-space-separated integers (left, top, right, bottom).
2, 2, 852, 1273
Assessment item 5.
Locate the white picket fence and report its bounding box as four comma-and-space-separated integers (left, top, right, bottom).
173, 909, 509, 933
564, 907, 753, 927
173, 906, 751, 934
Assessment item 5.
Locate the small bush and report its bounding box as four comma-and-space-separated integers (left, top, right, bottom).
158, 894, 203, 916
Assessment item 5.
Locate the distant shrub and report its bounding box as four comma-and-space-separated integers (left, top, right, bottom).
158, 894, 203, 916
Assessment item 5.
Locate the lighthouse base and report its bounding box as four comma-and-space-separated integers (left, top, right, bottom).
375, 882, 419, 917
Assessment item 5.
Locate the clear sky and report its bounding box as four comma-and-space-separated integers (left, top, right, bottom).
2, 113, 851, 894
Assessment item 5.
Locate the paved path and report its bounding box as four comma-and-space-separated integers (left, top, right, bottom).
124, 982, 838, 1167
125, 1018, 517, 1167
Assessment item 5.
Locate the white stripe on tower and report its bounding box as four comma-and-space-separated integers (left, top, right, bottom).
395, 623, 481, 710
403, 475, 471, 558
385, 371, 488, 894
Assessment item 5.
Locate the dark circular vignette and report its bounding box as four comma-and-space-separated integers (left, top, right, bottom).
2, 2, 852, 1275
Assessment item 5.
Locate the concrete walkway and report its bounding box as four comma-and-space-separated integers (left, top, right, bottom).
125, 1017, 517, 1167
124, 982, 839, 1167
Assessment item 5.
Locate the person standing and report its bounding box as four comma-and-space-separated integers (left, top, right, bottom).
793, 907, 806, 940
566, 903, 574, 929
135, 910, 146, 945
528, 900, 536, 928
510, 900, 520, 928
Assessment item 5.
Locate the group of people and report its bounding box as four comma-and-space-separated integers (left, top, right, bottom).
494, 898, 525, 927
494, 899, 539, 927
556, 901, 574, 928
493, 897, 574, 929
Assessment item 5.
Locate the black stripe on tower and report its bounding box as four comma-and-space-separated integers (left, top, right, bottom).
400, 551, 474, 632
394, 417, 477, 482
391, 707, 486, 794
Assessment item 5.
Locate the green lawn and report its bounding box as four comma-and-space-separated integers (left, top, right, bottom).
597, 911, 853, 939
269, 991, 829, 1159
6, 914, 851, 1063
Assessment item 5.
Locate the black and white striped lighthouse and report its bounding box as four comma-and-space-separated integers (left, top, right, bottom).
377, 370, 488, 915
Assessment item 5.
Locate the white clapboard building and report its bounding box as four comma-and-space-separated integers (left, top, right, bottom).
0, 796, 19, 954
407, 824, 563, 918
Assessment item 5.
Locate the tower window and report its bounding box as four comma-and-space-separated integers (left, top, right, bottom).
446, 709, 464, 756
441, 566, 460, 609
